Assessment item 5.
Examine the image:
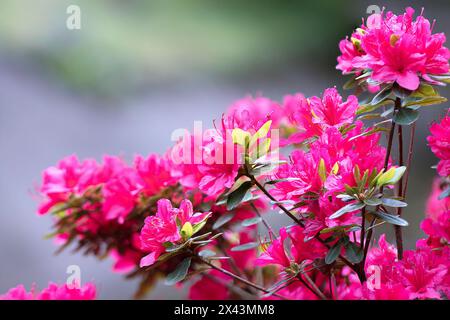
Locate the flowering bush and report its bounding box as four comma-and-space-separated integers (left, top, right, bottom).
4, 7, 449, 300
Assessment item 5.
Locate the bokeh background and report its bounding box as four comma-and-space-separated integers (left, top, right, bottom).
0, 0, 449, 299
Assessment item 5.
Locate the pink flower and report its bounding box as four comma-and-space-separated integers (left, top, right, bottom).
427, 114, 450, 177
1, 283, 96, 300
421, 179, 450, 248
282, 89, 358, 145
134, 154, 175, 196
338, 7, 450, 90
288, 226, 325, 263
336, 31, 364, 74
425, 179, 450, 220
140, 199, 210, 267
169, 129, 240, 199
397, 247, 447, 299
224, 95, 284, 131
102, 167, 141, 224
0, 285, 34, 300
38, 155, 99, 214
255, 227, 291, 268
309, 88, 359, 128
189, 270, 230, 300
197, 130, 241, 199
363, 283, 410, 300
365, 235, 398, 283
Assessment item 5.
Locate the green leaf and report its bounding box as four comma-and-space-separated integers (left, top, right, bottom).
377, 166, 406, 187
380, 107, 395, 118
364, 197, 382, 206
336, 194, 356, 202
371, 86, 392, 105
428, 73, 450, 84
356, 100, 393, 115
393, 108, 419, 125
370, 211, 409, 226
212, 213, 235, 230
438, 186, 450, 200
242, 217, 262, 227
165, 257, 191, 285
192, 220, 208, 235
381, 197, 407, 208
403, 96, 447, 108
226, 181, 253, 210
165, 241, 190, 253
411, 83, 438, 98
348, 127, 387, 141
265, 177, 301, 185
325, 241, 343, 264
343, 76, 358, 90
232, 128, 251, 146
329, 202, 365, 219
393, 86, 412, 99
230, 242, 259, 252
344, 242, 364, 263
386, 166, 407, 185
198, 250, 216, 258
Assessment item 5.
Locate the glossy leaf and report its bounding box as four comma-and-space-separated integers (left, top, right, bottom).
330, 202, 365, 219
165, 257, 191, 285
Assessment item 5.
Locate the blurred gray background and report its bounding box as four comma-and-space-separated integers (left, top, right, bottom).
0, 0, 449, 299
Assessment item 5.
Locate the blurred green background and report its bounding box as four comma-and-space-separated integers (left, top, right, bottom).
0, 0, 448, 299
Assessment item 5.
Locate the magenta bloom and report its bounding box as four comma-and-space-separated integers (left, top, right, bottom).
140, 199, 210, 267
225, 95, 284, 131
0, 282, 96, 300
38, 155, 99, 214
282, 88, 358, 145
338, 7, 450, 90
102, 167, 141, 224
309, 88, 359, 128
134, 154, 175, 196
427, 114, 450, 177
255, 227, 291, 268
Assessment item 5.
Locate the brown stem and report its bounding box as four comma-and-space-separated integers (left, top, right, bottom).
395, 123, 404, 260
250, 176, 303, 226
402, 123, 416, 197
296, 274, 327, 300
195, 255, 288, 300
250, 202, 275, 238
360, 207, 366, 249
248, 173, 365, 282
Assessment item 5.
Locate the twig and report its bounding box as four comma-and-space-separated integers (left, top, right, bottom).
195, 255, 289, 300
250, 202, 275, 238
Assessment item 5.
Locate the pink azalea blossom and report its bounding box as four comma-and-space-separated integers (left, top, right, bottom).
102, 167, 141, 224
282, 89, 358, 145
189, 270, 230, 300
427, 114, 450, 177
140, 199, 210, 267
309, 88, 359, 129
134, 154, 175, 196
338, 7, 450, 90
224, 95, 284, 131
255, 227, 291, 268
38, 155, 99, 214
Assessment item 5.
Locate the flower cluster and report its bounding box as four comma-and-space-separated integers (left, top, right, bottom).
24, 7, 450, 300
337, 7, 450, 91
0, 282, 96, 300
